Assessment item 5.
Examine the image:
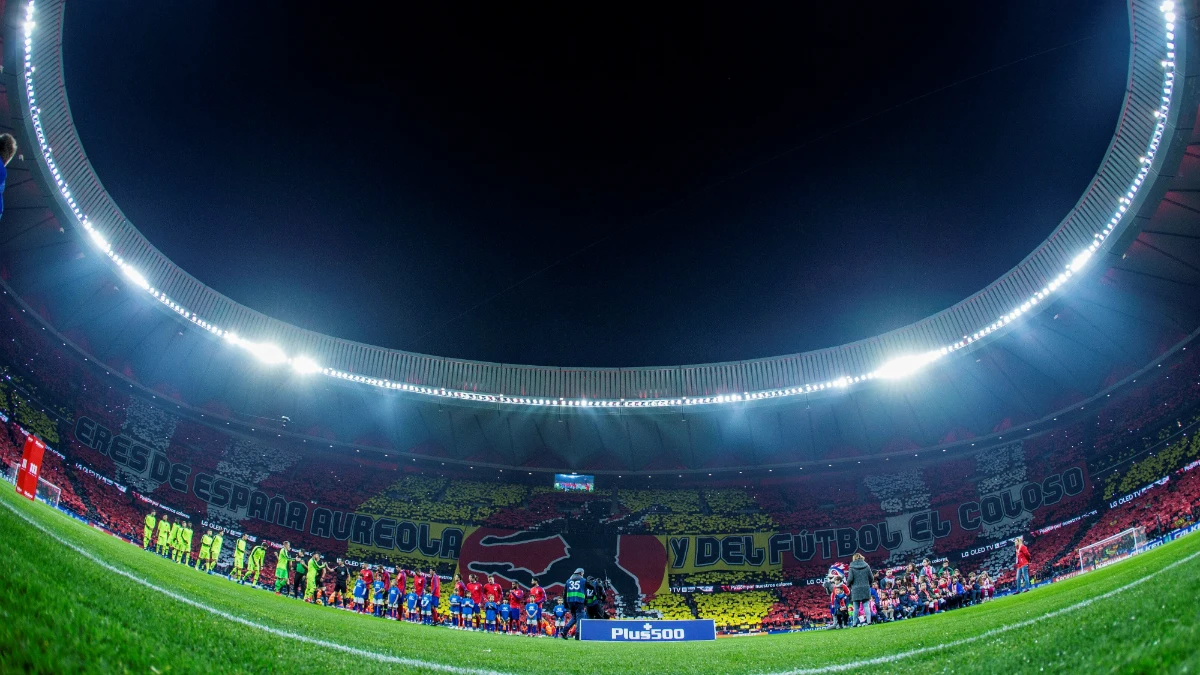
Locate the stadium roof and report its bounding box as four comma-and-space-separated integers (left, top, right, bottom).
0, 0, 1197, 472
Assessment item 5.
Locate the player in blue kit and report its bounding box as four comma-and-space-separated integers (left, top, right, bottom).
421, 591, 433, 625
371, 578, 386, 617
353, 575, 367, 613
525, 600, 540, 635
387, 582, 401, 620
449, 592, 463, 628
553, 597, 568, 637
484, 595, 498, 632
405, 588, 418, 623
463, 596, 476, 630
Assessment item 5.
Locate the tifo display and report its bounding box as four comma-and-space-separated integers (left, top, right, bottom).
1, 282, 1199, 635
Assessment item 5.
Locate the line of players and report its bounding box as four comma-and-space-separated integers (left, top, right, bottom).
145, 510, 581, 638
352, 571, 570, 637
144, 510, 224, 572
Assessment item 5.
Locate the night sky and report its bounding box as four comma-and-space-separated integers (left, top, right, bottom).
62, 1, 1128, 368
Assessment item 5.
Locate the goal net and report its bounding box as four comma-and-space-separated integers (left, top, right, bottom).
1077, 526, 1146, 572
3, 461, 62, 508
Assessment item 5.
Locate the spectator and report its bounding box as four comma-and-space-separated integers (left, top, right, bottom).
1014, 536, 1032, 592
846, 553, 874, 626
0, 133, 16, 221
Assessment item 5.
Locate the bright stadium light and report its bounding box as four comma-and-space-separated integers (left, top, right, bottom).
874, 352, 942, 379
87, 228, 110, 252
291, 356, 321, 374
1070, 249, 1093, 272
121, 265, 150, 290
243, 341, 287, 365
17, 0, 1180, 409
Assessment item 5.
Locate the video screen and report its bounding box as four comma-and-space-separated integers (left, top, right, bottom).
553, 473, 595, 492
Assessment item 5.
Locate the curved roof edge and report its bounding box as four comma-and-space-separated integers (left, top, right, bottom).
14, 0, 1192, 405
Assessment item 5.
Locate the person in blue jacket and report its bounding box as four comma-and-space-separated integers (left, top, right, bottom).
405, 588, 419, 622
353, 575, 367, 613
420, 591, 433, 625
525, 599, 540, 635
0, 134, 17, 221
484, 595, 498, 632
449, 591, 463, 628
562, 568, 587, 640
498, 600, 511, 633
387, 581, 402, 620
371, 578, 386, 617
552, 597, 568, 637
463, 596, 477, 629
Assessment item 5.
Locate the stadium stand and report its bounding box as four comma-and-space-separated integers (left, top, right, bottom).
618, 488, 700, 514
484, 487, 607, 529
764, 586, 830, 625
443, 480, 527, 508
673, 570, 784, 586
692, 591, 776, 631
643, 592, 695, 620
642, 512, 775, 534
702, 488, 757, 513
1101, 421, 1200, 500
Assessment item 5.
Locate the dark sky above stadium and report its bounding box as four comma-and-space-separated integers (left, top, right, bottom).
62, 1, 1128, 368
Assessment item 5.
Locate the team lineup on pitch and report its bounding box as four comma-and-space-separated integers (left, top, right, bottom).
1, 486, 1198, 674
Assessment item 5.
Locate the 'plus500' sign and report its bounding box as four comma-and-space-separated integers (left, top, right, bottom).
580, 619, 716, 642
612, 627, 686, 641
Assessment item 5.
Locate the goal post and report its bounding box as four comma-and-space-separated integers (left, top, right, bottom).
4, 460, 61, 508
1077, 526, 1146, 572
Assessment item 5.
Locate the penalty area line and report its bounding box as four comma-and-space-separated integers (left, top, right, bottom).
760, 544, 1200, 675
0, 498, 516, 675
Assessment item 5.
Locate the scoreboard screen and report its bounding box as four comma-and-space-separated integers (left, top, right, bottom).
554, 473, 595, 492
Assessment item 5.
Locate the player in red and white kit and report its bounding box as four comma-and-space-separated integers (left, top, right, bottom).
483, 575, 503, 614
466, 575, 484, 628
427, 569, 442, 623
396, 567, 408, 599
528, 577, 547, 627
506, 584, 525, 633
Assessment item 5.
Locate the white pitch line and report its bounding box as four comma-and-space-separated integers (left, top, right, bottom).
760, 544, 1200, 675
0, 498, 516, 675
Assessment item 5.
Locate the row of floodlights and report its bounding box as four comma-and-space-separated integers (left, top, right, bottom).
17, 0, 1179, 407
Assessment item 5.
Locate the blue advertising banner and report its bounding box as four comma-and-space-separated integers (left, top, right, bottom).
579, 619, 717, 642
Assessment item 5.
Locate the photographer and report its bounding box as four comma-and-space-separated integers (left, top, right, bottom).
584, 576, 607, 619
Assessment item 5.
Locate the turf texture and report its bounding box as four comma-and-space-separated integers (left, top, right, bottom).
1, 487, 1198, 674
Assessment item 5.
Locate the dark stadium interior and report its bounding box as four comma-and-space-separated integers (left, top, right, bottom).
60, 0, 1128, 366
2, 0, 1200, 647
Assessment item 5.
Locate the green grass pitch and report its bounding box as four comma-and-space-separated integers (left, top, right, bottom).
1, 487, 1198, 674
